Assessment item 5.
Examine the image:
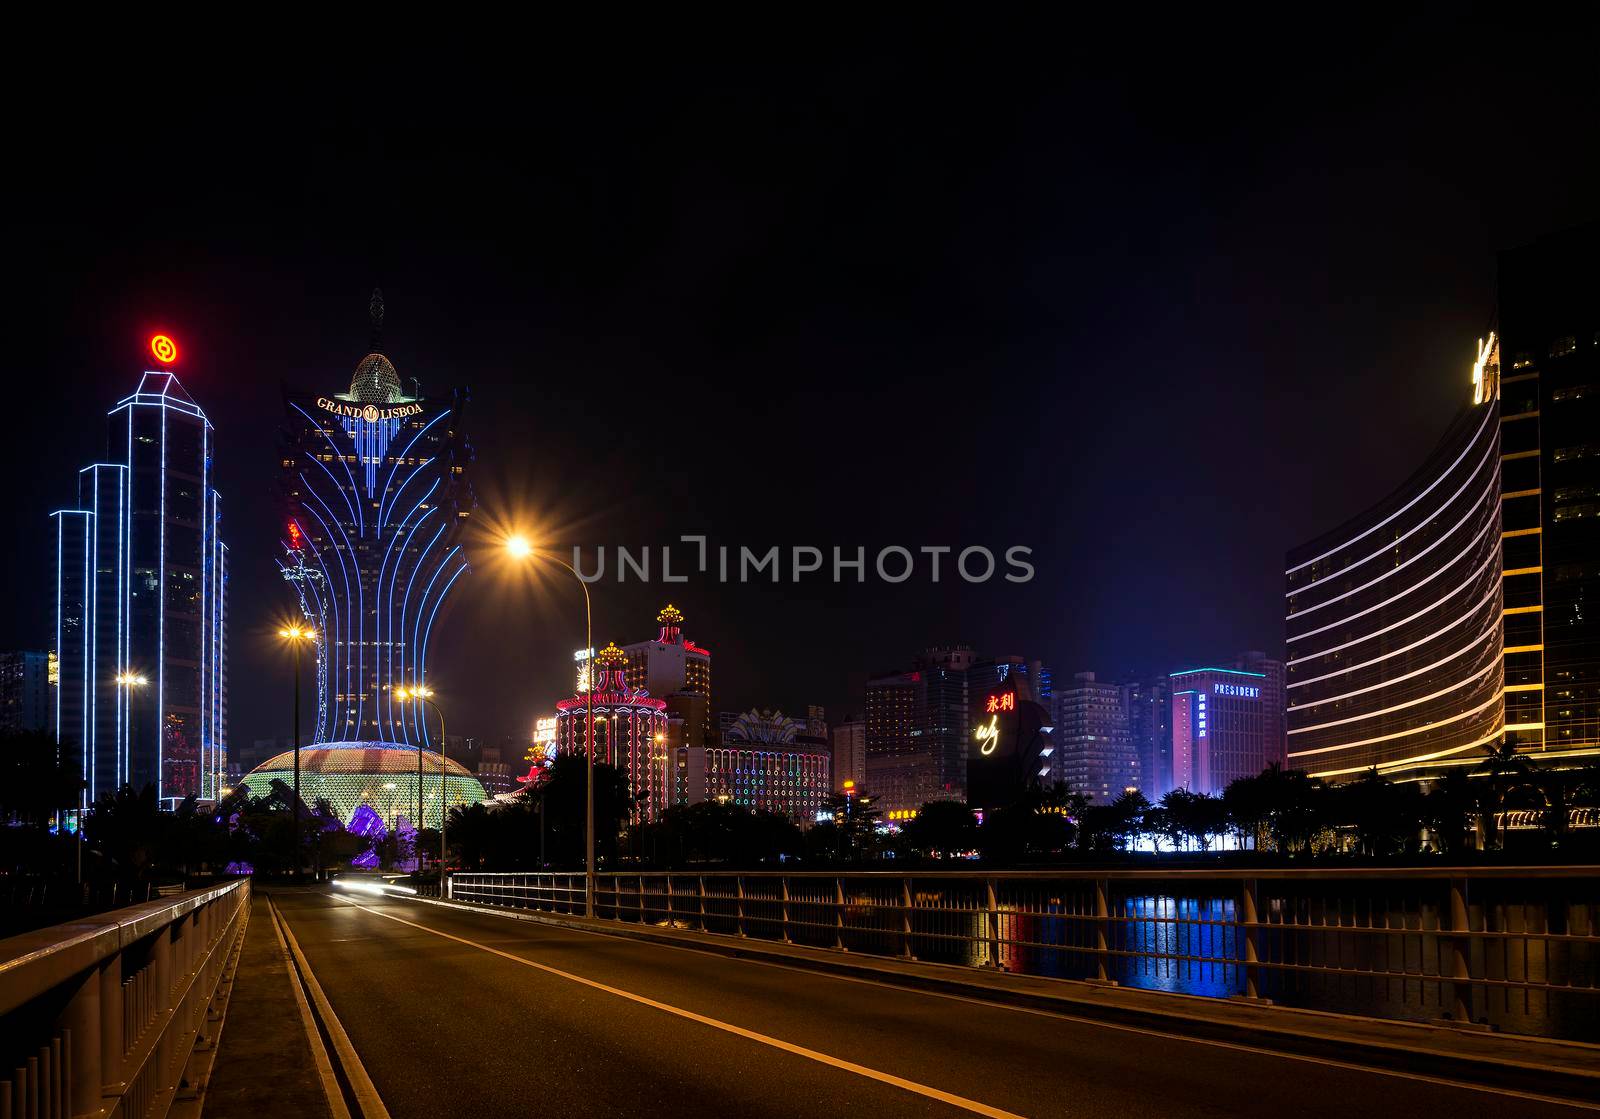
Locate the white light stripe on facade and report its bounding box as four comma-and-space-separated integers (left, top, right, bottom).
1286, 507, 1499, 645
1288, 688, 1502, 758
1288, 656, 1499, 735
1285, 476, 1496, 623
1284, 406, 1495, 577
1285, 432, 1498, 597
1287, 579, 1500, 695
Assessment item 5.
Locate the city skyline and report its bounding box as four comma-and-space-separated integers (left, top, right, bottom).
5, 25, 1598, 754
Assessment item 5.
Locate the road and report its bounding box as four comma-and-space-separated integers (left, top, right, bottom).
267, 888, 1593, 1119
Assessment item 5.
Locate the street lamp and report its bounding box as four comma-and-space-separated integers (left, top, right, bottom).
279, 623, 314, 882
503, 534, 596, 917
397, 684, 448, 887
105, 673, 150, 884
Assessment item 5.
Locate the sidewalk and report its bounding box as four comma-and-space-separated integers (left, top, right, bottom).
422, 894, 1600, 1103
203, 893, 334, 1119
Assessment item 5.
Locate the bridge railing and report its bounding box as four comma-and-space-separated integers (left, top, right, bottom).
446, 867, 1600, 1040
0, 878, 250, 1119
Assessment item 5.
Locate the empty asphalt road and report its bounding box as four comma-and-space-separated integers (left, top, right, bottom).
263, 887, 1594, 1119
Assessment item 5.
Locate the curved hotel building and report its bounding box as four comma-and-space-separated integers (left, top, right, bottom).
278, 302, 475, 748
1285, 385, 1505, 779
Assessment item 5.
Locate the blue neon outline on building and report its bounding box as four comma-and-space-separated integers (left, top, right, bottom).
53, 371, 227, 809
279, 347, 474, 747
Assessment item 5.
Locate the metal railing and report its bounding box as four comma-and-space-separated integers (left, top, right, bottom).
447, 867, 1600, 1041
0, 878, 250, 1119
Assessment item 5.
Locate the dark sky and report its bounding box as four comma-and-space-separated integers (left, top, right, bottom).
4, 17, 1598, 749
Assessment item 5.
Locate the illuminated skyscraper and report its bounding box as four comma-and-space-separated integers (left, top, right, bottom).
1497, 225, 1600, 761
52, 363, 228, 807
278, 294, 475, 746
1285, 356, 1504, 779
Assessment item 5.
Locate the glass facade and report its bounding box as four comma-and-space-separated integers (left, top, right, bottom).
1499, 225, 1600, 762
53, 373, 228, 807
279, 349, 474, 746
1285, 399, 1504, 778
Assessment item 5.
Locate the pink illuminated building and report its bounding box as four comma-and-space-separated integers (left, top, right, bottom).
556, 642, 669, 823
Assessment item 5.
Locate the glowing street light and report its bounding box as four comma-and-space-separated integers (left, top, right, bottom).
396, 684, 447, 883
279, 622, 315, 882
503, 533, 596, 916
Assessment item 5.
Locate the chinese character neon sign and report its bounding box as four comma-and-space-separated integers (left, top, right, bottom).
984, 693, 1015, 715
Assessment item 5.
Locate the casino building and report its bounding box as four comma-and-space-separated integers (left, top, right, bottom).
1284, 358, 1505, 780
53, 354, 228, 808
278, 293, 475, 747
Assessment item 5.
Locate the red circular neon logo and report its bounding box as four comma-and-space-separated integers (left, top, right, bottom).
150, 334, 178, 365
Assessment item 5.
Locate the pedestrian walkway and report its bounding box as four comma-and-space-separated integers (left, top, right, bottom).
203, 893, 334, 1119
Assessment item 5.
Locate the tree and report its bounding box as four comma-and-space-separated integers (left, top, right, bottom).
1477, 735, 1531, 851
900, 801, 978, 859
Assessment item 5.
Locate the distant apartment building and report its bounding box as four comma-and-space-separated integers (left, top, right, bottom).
1051, 672, 1138, 804
0, 651, 50, 734
830, 717, 866, 792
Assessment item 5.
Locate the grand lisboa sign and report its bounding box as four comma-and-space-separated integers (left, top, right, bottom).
316, 396, 424, 422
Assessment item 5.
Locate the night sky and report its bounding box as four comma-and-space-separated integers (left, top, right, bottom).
5, 19, 1597, 750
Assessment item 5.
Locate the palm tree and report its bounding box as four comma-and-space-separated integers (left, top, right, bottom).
1477, 734, 1531, 851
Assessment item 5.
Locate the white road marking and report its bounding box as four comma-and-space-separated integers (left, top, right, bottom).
404, 892, 1600, 1114
329, 895, 1027, 1118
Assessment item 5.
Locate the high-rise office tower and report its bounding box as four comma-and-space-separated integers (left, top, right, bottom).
53, 359, 227, 806
1498, 225, 1600, 761
1122, 677, 1171, 798
914, 645, 975, 800
1051, 672, 1138, 803
830, 717, 866, 792
278, 294, 475, 746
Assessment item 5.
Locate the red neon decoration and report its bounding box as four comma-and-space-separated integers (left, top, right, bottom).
984, 693, 1016, 715
149, 334, 178, 366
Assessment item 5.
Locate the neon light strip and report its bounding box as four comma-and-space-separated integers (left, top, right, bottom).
1289, 656, 1500, 734
1285, 427, 1498, 596
1288, 687, 1502, 758
1286, 459, 1497, 621
1288, 565, 1499, 692
1287, 502, 1500, 644
1285, 406, 1494, 576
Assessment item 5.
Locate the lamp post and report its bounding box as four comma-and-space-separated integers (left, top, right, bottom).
279, 624, 314, 882
108, 673, 149, 886
397, 685, 448, 886
505, 535, 596, 917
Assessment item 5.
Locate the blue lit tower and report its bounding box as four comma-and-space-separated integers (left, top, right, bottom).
52, 350, 229, 809
278, 293, 475, 746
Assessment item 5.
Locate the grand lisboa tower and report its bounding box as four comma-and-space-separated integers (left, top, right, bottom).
245, 292, 485, 824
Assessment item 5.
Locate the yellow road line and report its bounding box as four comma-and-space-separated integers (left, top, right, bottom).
267, 898, 352, 1119
274, 897, 393, 1119
336, 896, 1026, 1119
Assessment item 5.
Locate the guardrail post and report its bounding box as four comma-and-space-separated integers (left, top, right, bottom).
1447, 876, 1473, 1025
61, 962, 101, 1115
780, 876, 792, 943
736, 876, 746, 937
1241, 878, 1262, 1001
986, 877, 1000, 969
1094, 878, 1111, 983
835, 877, 847, 951
901, 877, 914, 959
100, 954, 124, 1091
